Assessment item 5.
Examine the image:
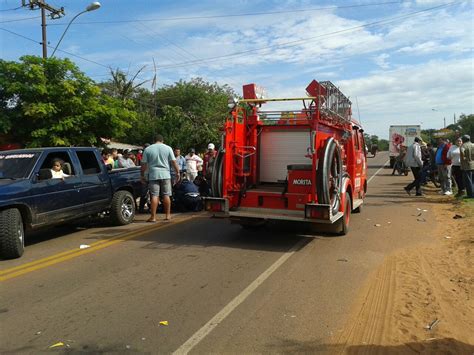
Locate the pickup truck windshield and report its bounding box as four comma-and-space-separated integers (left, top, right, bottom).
0, 153, 40, 179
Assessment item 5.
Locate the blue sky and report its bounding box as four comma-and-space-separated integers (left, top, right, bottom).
1, 0, 473, 138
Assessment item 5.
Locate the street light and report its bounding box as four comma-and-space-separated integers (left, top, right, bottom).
50, 2, 101, 58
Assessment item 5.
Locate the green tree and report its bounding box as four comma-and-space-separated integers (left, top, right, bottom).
454, 113, 473, 138
0, 56, 136, 147
152, 78, 235, 151
378, 139, 389, 151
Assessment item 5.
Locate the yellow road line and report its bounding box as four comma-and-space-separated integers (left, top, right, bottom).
0, 216, 195, 282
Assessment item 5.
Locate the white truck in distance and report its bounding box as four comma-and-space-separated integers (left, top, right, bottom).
388, 125, 421, 168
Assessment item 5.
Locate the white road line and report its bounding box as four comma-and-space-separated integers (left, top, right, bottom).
367, 159, 389, 184
174, 157, 388, 354
172, 237, 308, 355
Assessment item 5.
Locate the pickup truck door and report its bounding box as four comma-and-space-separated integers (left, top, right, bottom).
32, 150, 84, 226
74, 150, 111, 214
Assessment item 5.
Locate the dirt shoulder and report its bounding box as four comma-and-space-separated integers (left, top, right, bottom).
333, 194, 474, 354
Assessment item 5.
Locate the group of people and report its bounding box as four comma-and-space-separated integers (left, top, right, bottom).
131, 135, 218, 222
101, 148, 143, 169
403, 135, 474, 198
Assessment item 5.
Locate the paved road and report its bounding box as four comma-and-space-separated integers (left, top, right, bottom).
0, 152, 439, 354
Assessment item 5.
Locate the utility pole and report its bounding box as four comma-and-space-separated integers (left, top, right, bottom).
444, 117, 446, 128
23, 0, 65, 58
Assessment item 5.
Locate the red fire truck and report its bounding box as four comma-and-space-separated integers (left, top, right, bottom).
205, 80, 367, 235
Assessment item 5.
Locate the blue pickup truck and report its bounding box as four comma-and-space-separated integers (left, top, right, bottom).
0, 147, 142, 259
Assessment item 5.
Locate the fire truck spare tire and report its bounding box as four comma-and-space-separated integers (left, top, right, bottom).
110, 190, 135, 225
316, 138, 342, 216
211, 150, 224, 197
0, 208, 25, 259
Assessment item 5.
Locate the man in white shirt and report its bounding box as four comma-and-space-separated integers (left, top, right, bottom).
185, 148, 203, 182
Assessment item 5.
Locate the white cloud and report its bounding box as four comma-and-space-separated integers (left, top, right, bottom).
338, 58, 474, 138
374, 53, 390, 69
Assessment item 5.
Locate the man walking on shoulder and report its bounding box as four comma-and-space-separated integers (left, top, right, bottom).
404, 137, 424, 196
141, 134, 180, 222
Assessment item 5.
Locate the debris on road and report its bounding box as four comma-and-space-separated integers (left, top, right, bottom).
453, 214, 463, 219
444, 236, 452, 239
425, 319, 440, 330
417, 218, 426, 222
423, 209, 428, 212
48, 342, 65, 348
374, 224, 381, 227
387, 221, 391, 224
79, 244, 90, 249
337, 258, 348, 262
159, 321, 169, 326
35, 331, 41, 335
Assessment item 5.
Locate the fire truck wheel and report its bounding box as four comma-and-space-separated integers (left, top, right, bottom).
335, 192, 351, 235
317, 138, 342, 215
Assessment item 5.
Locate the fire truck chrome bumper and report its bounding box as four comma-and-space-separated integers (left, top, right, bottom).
227, 207, 342, 224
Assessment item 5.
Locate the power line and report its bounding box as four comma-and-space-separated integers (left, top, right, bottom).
1, 1, 462, 75
151, 1, 462, 70
47, 1, 403, 26
0, 15, 40, 23
0, 27, 110, 68
0, 5, 24, 12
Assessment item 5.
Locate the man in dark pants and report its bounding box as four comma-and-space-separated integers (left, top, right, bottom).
404, 137, 424, 196
460, 135, 474, 198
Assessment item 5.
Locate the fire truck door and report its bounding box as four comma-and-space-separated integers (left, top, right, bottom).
259, 129, 311, 183
352, 128, 364, 193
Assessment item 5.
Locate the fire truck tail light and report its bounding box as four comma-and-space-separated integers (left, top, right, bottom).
204, 199, 226, 212
305, 204, 330, 220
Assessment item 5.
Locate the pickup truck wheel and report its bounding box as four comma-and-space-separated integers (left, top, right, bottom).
0, 208, 25, 259
110, 191, 135, 225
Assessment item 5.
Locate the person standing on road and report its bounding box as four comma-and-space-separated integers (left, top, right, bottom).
185, 148, 203, 182
460, 135, 474, 198
141, 135, 180, 222
203, 143, 217, 180
404, 137, 424, 196
171, 148, 186, 185
435, 138, 453, 195
448, 137, 464, 197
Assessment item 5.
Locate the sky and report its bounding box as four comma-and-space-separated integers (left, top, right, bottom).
1, 0, 473, 138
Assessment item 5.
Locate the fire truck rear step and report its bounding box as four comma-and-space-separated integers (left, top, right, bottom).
229, 207, 343, 224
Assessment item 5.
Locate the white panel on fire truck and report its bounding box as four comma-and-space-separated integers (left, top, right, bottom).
259, 129, 311, 183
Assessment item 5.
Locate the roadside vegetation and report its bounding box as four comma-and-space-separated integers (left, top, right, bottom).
1, 56, 472, 151
0, 56, 234, 151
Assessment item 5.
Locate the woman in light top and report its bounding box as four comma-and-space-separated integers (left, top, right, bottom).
447, 137, 464, 196
50, 158, 69, 179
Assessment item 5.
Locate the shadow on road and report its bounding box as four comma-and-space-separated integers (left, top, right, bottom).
264, 337, 474, 354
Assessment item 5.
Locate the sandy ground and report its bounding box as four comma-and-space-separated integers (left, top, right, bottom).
334, 191, 474, 354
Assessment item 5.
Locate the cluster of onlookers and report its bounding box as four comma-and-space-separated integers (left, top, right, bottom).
101, 148, 144, 169
100, 137, 219, 221
403, 135, 473, 198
